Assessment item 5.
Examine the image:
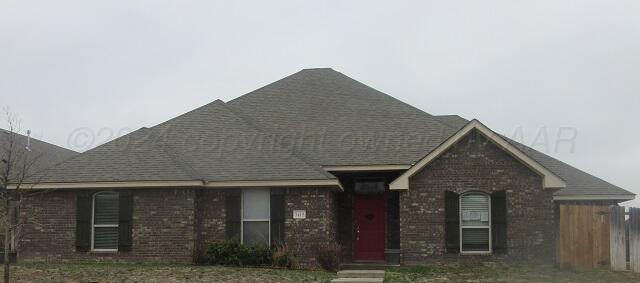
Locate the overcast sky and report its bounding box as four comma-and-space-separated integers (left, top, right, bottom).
1, 1, 638, 204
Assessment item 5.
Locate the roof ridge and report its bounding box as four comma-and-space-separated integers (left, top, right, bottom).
220, 101, 335, 179
151, 99, 226, 130
328, 70, 470, 132
227, 68, 459, 137
226, 70, 306, 105
143, 127, 204, 181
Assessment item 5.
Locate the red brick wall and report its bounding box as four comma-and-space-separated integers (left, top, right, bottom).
18, 187, 338, 267
18, 189, 197, 263
400, 130, 556, 264
194, 189, 226, 262
284, 188, 337, 268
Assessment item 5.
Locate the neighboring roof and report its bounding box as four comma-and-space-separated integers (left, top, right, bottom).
0, 128, 77, 177
389, 120, 566, 191
25, 68, 634, 200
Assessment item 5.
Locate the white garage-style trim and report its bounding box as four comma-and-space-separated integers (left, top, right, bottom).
389, 119, 567, 191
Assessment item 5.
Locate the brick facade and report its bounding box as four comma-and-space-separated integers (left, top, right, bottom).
400, 130, 556, 264
19, 189, 197, 263
194, 190, 226, 262
284, 188, 337, 268
18, 187, 337, 267
17, 131, 559, 266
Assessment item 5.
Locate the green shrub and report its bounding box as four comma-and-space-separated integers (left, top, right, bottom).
315, 242, 342, 271
272, 244, 297, 269
244, 244, 272, 266
206, 240, 273, 267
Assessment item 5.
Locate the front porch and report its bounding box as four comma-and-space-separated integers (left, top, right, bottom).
332, 170, 403, 265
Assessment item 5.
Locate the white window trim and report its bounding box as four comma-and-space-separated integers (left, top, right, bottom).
240, 189, 271, 247
459, 192, 492, 255
91, 192, 119, 252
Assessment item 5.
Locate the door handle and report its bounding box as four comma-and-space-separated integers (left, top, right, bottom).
356, 224, 360, 241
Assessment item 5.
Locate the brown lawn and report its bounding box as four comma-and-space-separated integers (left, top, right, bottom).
3, 262, 640, 282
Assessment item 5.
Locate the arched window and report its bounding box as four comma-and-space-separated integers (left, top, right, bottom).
460, 192, 491, 254
92, 192, 119, 251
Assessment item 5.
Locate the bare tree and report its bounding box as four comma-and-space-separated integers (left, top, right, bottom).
0, 112, 46, 283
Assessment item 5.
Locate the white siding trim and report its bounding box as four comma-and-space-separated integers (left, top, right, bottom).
323, 165, 411, 172
11, 179, 343, 190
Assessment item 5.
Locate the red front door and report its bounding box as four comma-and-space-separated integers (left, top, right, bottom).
354, 194, 385, 261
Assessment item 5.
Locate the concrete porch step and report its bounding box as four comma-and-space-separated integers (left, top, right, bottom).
331, 270, 385, 283
340, 263, 397, 270
337, 270, 385, 278
330, 278, 384, 283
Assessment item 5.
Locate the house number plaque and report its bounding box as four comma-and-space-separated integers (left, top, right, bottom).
293, 210, 306, 219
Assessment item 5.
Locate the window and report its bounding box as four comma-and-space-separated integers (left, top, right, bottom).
460, 192, 491, 254
92, 192, 119, 251
242, 189, 270, 246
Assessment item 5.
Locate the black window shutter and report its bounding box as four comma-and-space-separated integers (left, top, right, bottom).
225, 191, 241, 241
491, 191, 507, 254
270, 191, 285, 246
75, 191, 92, 252
444, 191, 460, 254
118, 191, 134, 252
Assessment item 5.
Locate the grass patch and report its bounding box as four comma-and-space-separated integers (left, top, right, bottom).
385, 263, 640, 283
3, 263, 335, 283
5, 262, 640, 282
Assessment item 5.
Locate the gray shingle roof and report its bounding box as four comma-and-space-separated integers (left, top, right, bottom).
150, 100, 332, 181
41, 128, 196, 182
1, 129, 77, 178
36, 68, 634, 198
227, 68, 457, 166
41, 100, 332, 183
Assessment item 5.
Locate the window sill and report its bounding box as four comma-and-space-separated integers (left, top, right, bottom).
89, 250, 118, 254
460, 252, 492, 256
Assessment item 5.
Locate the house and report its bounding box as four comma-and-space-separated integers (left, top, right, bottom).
15, 69, 634, 266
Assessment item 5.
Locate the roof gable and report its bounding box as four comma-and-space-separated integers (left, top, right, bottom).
389, 120, 567, 190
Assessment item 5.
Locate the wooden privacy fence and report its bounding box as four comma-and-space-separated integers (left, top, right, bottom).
558, 204, 610, 270
558, 204, 640, 272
